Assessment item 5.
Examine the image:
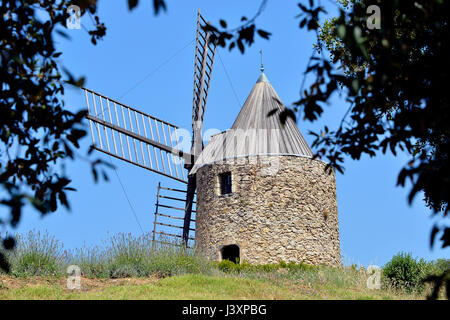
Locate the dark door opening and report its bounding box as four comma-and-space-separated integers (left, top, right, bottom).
221, 244, 240, 263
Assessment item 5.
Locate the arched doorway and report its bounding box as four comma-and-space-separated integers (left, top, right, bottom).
220, 244, 240, 263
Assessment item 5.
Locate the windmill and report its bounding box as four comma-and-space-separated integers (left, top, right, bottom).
83, 11, 216, 246
83, 11, 342, 265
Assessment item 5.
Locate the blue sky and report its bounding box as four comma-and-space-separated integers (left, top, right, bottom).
4, 0, 448, 266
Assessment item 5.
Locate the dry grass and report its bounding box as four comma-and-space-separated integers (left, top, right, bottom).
1, 231, 446, 300
0, 273, 430, 300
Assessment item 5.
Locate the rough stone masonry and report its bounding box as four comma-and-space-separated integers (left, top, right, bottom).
194, 155, 341, 266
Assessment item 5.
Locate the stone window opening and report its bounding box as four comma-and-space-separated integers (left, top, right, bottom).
219, 172, 232, 195
220, 244, 240, 263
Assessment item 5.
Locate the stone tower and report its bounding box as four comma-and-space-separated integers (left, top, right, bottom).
190, 70, 341, 266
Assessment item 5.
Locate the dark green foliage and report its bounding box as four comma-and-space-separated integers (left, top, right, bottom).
423, 258, 450, 300
0, 251, 10, 273
429, 259, 450, 275
309, 0, 450, 298
1, 0, 448, 301
0, 0, 110, 271
206, 2, 449, 249
383, 253, 450, 298
285, 261, 317, 272
424, 268, 450, 300
217, 259, 238, 273
0, 0, 168, 273
203, 0, 271, 53
382, 252, 430, 293
304, 0, 450, 247
127, 0, 166, 15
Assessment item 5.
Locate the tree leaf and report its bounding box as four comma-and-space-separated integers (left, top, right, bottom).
153, 0, 167, 15
0, 252, 10, 273
430, 225, 439, 249
267, 108, 278, 117
440, 227, 450, 248
128, 0, 138, 10
237, 40, 244, 54
2, 237, 15, 250
257, 29, 271, 39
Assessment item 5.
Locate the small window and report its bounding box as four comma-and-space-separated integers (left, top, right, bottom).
219, 172, 232, 195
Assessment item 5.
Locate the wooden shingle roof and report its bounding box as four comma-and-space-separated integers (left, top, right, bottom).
190, 72, 313, 174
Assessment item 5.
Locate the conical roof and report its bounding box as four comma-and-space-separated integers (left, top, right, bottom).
190, 72, 313, 174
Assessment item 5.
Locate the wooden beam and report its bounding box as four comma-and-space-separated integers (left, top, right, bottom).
152, 182, 161, 248
159, 195, 196, 203
83, 87, 177, 128
159, 186, 188, 193
182, 175, 196, 246
154, 231, 194, 241
158, 203, 196, 213
87, 114, 193, 164
91, 146, 187, 183
155, 212, 196, 222
156, 221, 195, 232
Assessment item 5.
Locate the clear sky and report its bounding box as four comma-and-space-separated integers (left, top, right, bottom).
4, 0, 448, 267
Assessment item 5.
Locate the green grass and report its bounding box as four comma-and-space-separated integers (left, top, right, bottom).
0, 273, 425, 300
10, 286, 65, 300
87, 275, 284, 300
0, 230, 448, 300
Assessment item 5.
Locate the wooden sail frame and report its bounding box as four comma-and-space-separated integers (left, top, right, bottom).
84, 88, 191, 184
152, 182, 196, 249
182, 10, 218, 245
190, 11, 217, 158
83, 11, 217, 247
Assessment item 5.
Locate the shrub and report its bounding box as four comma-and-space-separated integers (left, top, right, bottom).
143, 248, 211, 277
105, 232, 152, 277
428, 258, 450, 275
72, 245, 109, 278
285, 261, 317, 272
218, 259, 238, 273
71, 232, 212, 278
9, 230, 67, 276
382, 252, 430, 292
217, 260, 318, 276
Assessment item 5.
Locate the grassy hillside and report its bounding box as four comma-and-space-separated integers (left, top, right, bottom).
0, 230, 448, 300
0, 273, 427, 300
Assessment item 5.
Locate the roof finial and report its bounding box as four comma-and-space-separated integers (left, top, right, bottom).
259, 50, 264, 73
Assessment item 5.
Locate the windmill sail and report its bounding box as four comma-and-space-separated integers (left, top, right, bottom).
181, 11, 217, 244
82, 11, 217, 248
190, 11, 217, 157
152, 182, 196, 249
84, 88, 191, 183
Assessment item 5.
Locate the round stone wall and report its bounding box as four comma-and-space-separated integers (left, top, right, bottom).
194, 155, 341, 266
